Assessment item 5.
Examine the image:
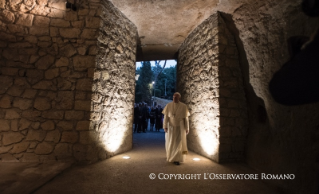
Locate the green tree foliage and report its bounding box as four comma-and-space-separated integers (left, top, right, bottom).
135, 61, 153, 104
153, 66, 176, 100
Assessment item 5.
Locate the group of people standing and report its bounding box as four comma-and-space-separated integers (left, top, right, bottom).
133, 103, 163, 133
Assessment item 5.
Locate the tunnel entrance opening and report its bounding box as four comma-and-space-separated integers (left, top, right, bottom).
132, 60, 177, 148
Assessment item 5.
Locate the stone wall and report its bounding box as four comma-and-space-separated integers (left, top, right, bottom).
91, 0, 137, 158
177, 13, 248, 163
228, 2, 319, 193
0, 0, 137, 163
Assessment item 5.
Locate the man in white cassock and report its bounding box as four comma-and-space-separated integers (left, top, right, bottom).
162, 92, 190, 165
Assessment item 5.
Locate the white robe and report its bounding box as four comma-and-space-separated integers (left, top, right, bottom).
162, 102, 190, 162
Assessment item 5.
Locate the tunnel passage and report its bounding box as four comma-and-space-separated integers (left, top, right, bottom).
0, 0, 248, 164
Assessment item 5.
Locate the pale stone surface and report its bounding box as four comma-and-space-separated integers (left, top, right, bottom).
2, 132, 24, 146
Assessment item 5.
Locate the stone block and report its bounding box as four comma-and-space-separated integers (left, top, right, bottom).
2, 132, 24, 145
76, 121, 90, 131
65, 111, 84, 120
85, 16, 100, 28
59, 44, 77, 57
35, 142, 54, 154
57, 121, 74, 130
22, 89, 37, 99
0, 95, 12, 108
33, 15, 50, 26
15, 13, 34, 26
0, 32, 16, 42
20, 153, 40, 162
13, 98, 33, 110
45, 130, 60, 143
0, 153, 19, 162
45, 68, 59, 79
77, 46, 87, 55
5, 109, 20, 119
81, 29, 97, 39
79, 131, 96, 144
0, 146, 12, 154
78, 9, 89, 16
34, 97, 51, 110
7, 24, 25, 34
73, 55, 96, 70
0, 119, 10, 131
42, 111, 64, 120
19, 118, 32, 130
22, 110, 41, 118
64, 11, 78, 21
48, 8, 64, 18
50, 18, 70, 27
74, 100, 91, 111
59, 28, 81, 38
26, 129, 46, 141
76, 78, 93, 91
50, 27, 59, 37
29, 26, 50, 36
0, 10, 15, 23
0, 76, 13, 94
33, 80, 56, 90
54, 143, 72, 156
6, 85, 25, 96
41, 120, 55, 130
31, 122, 40, 129
55, 91, 74, 110
10, 142, 30, 153
35, 55, 55, 69
61, 131, 78, 143
55, 57, 69, 67
1, 67, 19, 76
72, 21, 84, 28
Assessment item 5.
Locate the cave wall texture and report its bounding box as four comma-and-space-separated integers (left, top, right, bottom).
0, 0, 137, 163
177, 13, 248, 163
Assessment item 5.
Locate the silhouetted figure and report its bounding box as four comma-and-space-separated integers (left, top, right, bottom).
269, 0, 319, 105
155, 105, 163, 132
149, 107, 156, 131
133, 103, 140, 133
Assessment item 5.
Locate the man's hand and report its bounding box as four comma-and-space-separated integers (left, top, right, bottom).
186, 130, 189, 135
164, 128, 168, 133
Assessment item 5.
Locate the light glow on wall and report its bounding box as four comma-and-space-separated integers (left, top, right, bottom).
192, 109, 220, 158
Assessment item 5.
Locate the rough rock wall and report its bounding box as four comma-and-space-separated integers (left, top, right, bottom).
225, 1, 319, 193
177, 13, 247, 163
91, 0, 137, 158
0, 0, 137, 163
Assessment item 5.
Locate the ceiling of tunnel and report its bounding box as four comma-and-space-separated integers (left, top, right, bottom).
109, 0, 220, 61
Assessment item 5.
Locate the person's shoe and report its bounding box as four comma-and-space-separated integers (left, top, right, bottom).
173, 161, 180, 165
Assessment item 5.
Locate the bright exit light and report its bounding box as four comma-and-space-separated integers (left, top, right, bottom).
123, 156, 130, 159
193, 158, 200, 161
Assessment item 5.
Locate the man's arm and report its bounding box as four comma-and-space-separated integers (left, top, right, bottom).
185, 116, 189, 135
163, 113, 168, 133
